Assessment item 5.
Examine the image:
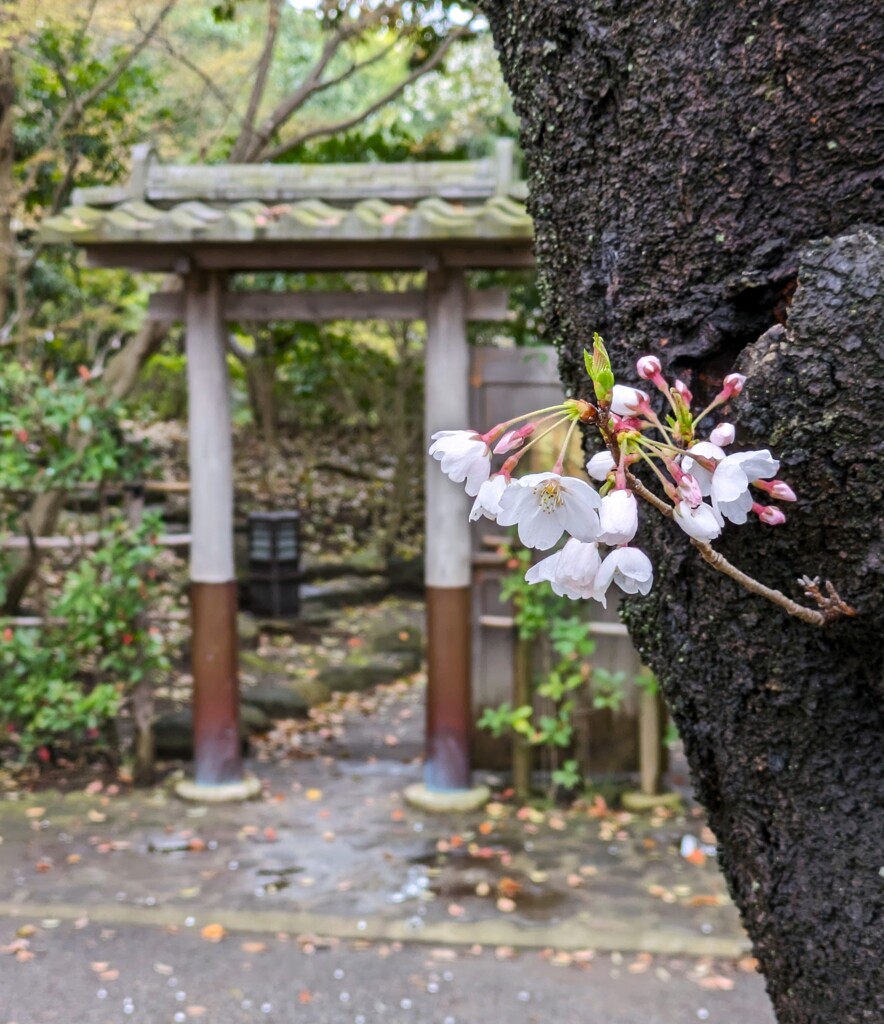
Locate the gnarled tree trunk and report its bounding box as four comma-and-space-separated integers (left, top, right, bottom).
481, 2, 883, 1021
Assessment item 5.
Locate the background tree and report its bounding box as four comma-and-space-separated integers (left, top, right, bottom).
479, 2, 882, 1022
2, 0, 502, 610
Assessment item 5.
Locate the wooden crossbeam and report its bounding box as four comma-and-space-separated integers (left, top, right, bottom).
147, 287, 510, 323
0, 533, 191, 551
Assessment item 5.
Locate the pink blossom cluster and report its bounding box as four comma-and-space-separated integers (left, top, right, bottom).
429, 339, 796, 605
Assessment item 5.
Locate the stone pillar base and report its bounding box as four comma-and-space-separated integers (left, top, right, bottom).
174, 774, 262, 803
403, 782, 490, 814
620, 790, 683, 812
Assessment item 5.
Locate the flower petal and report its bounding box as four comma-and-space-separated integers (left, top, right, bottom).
496, 481, 535, 526
525, 551, 561, 585
673, 501, 723, 541
597, 490, 638, 545
611, 385, 648, 416
518, 504, 565, 550
586, 451, 616, 481
469, 476, 507, 521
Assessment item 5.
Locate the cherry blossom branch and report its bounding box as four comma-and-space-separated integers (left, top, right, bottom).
690, 544, 856, 626
430, 337, 857, 630
627, 474, 855, 627
625, 473, 673, 516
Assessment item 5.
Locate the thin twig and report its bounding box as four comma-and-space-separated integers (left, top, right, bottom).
626, 474, 854, 627
260, 23, 473, 161
691, 541, 828, 626
626, 474, 673, 518
305, 37, 399, 102
242, 22, 352, 161
149, 30, 236, 117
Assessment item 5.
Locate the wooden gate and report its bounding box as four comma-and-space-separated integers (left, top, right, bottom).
468, 346, 646, 776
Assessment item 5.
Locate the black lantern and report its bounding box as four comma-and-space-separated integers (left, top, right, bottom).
247, 511, 301, 616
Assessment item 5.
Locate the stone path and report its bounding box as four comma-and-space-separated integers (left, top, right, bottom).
0, 677, 776, 1022
0, 919, 773, 1024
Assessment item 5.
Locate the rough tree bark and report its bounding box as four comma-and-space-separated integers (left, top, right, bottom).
481, 2, 883, 1022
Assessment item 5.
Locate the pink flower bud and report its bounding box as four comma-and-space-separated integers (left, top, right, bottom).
674, 379, 693, 404
494, 429, 525, 455
677, 473, 703, 508
722, 373, 747, 397
491, 422, 536, 454
754, 478, 797, 502
636, 355, 662, 380
709, 422, 736, 447
769, 480, 797, 502
753, 503, 786, 526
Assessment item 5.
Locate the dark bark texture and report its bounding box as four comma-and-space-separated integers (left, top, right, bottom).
481, 2, 883, 1021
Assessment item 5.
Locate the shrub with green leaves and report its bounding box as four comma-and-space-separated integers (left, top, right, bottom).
0, 513, 170, 760
0, 361, 149, 529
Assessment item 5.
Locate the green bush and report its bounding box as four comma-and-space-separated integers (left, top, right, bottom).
0, 513, 171, 760
0, 360, 149, 530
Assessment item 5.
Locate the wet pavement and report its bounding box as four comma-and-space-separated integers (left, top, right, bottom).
0, 678, 775, 1022
0, 918, 774, 1024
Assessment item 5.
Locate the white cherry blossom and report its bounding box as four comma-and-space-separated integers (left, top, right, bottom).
429, 429, 490, 496
525, 539, 602, 600
673, 500, 724, 541
610, 385, 648, 417
595, 547, 654, 602
598, 489, 639, 545
711, 450, 779, 525
681, 441, 726, 496
586, 450, 616, 481
469, 476, 508, 522
496, 472, 601, 551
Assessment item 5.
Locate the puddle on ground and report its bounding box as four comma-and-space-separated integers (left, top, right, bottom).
255, 865, 304, 893
407, 848, 567, 919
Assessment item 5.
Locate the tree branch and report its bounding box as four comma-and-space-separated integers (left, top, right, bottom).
626, 474, 855, 627
240, 22, 352, 162
72, 0, 101, 56
78, 0, 178, 113
305, 36, 400, 104
229, 0, 284, 161
149, 29, 237, 119
259, 24, 473, 162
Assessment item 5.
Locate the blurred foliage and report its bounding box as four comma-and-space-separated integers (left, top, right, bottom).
0, 0, 540, 766
479, 545, 654, 796
0, 360, 149, 525
0, 511, 171, 760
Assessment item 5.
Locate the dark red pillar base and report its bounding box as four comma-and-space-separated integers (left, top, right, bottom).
425, 586, 472, 791
191, 580, 242, 785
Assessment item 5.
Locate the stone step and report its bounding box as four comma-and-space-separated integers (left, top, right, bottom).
242, 679, 331, 719
154, 704, 269, 757
318, 649, 421, 694
300, 575, 390, 611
